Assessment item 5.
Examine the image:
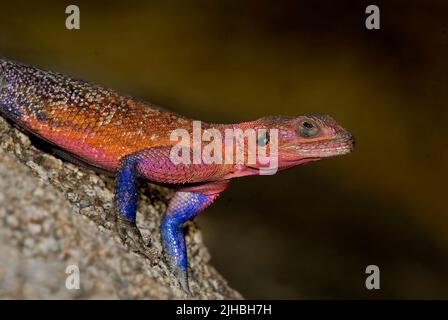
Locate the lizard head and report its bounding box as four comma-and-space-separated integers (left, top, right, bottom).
234, 113, 355, 174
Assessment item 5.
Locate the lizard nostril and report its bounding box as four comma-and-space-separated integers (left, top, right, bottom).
338, 132, 355, 147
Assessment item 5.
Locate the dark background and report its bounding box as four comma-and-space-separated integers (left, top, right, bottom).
0, 0, 447, 298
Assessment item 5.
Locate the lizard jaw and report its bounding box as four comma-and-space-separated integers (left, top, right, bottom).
284, 134, 355, 159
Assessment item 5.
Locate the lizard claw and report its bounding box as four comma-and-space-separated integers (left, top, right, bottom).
117, 217, 155, 260
164, 254, 191, 296
177, 271, 192, 296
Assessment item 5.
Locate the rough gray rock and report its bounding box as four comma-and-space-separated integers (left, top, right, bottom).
0, 116, 242, 299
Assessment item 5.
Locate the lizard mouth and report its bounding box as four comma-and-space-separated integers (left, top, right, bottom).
284, 134, 355, 158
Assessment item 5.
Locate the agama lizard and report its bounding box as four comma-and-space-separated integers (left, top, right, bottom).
0, 58, 355, 293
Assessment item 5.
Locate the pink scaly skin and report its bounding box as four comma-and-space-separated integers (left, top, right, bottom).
0, 58, 355, 294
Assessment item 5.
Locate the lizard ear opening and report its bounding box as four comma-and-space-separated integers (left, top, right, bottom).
257, 130, 270, 147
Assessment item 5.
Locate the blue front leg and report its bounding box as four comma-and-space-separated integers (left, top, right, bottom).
161, 181, 229, 292
115, 155, 138, 223
114, 154, 154, 258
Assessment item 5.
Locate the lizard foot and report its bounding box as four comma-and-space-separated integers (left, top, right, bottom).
117, 217, 156, 260
164, 254, 191, 296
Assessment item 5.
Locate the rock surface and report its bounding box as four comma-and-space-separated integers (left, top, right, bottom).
0, 116, 241, 299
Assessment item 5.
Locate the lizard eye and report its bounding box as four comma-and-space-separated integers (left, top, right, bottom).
298, 120, 320, 138
257, 130, 270, 147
